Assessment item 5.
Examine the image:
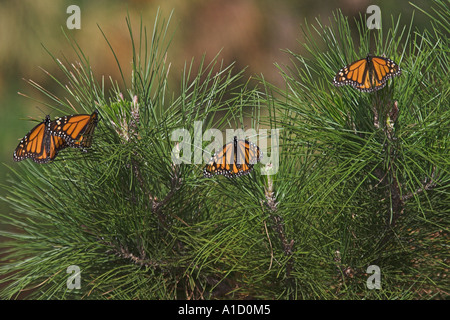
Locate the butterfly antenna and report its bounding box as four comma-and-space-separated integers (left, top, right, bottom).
34, 105, 53, 118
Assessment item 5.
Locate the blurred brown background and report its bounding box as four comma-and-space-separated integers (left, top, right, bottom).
0, 0, 431, 208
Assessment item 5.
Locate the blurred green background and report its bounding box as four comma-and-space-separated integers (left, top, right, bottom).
0, 0, 432, 213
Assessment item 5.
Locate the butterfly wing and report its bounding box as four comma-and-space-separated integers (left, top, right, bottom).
49, 110, 99, 150
203, 141, 231, 177
13, 116, 68, 163
333, 57, 368, 89
355, 68, 386, 92
13, 117, 49, 163
232, 139, 262, 176
371, 56, 401, 84
48, 134, 68, 161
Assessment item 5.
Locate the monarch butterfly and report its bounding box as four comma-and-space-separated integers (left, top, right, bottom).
13, 116, 68, 163
333, 55, 401, 92
49, 110, 99, 151
203, 136, 263, 178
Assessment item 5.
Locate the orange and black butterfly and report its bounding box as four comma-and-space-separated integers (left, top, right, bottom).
13, 110, 99, 163
13, 116, 68, 163
49, 110, 99, 151
333, 55, 401, 92
203, 136, 263, 178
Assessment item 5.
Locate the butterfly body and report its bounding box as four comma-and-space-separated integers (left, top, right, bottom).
203, 136, 262, 178
333, 55, 401, 92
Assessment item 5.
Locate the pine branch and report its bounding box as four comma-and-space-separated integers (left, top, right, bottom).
402, 166, 438, 202
263, 175, 294, 277
104, 239, 165, 270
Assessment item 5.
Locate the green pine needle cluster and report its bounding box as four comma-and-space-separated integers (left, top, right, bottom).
1, 2, 449, 300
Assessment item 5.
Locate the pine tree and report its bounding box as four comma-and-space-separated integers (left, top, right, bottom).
1, 2, 448, 299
